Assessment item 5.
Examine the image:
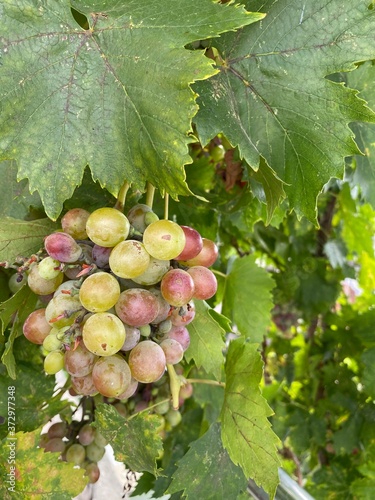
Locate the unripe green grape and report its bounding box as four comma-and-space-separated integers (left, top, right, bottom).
8, 273, 26, 294
109, 240, 150, 279
154, 397, 170, 415
27, 264, 64, 295
44, 350, 65, 374
66, 443, 86, 465
45, 293, 83, 327
128, 340, 166, 384
158, 319, 172, 334
23, 308, 51, 344
38, 257, 61, 280
61, 208, 90, 239
92, 354, 132, 397
165, 409, 182, 427
82, 312, 126, 356
144, 211, 159, 226
139, 324, 151, 338
86, 207, 130, 247
79, 272, 120, 312
143, 220, 186, 260
93, 429, 108, 447
85, 442, 105, 462
43, 331, 63, 352
132, 257, 170, 286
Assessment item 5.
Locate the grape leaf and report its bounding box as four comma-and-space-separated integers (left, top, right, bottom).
95, 403, 163, 475
0, 429, 87, 500
220, 338, 281, 498
0, 285, 38, 379
194, 0, 375, 221
168, 422, 248, 499
0, 218, 56, 263
185, 300, 226, 381
0, 0, 263, 219
222, 255, 274, 342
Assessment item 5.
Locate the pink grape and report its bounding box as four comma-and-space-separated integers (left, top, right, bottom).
160, 268, 195, 307
78, 423, 95, 446
150, 288, 171, 325
187, 266, 218, 300
160, 338, 184, 365
64, 342, 98, 377
115, 289, 159, 327
180, 238, 218, 267
61, 208, 90, 240
128, 340, 166, 383
71, 373, 98, 395
120, 325, 141, 351
117, 377, 139, 400
92, 354, 132, 397
44, 438, 66, 453
175, 226, 203, 261
163, 325, 190, 351
44, 232, 83, 263
85, 462, 100, 484
23, 308, 51, 344
92, 245, 112, 268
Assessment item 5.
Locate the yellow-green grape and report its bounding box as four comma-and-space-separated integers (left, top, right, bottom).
43, 331, 63, 352
27, 264, 64, 295
132, 257, 170, 286
143, 220, 186, 260
82, 312, 126, 356
86, 207, 130, 247
85, 442, 105, 462
109, 240, 150, 279
38, 257, 61, 280
66, 443, 86, 465
79, 272, 120, 312
44, 351, 65, 374
45, 294, 83, 328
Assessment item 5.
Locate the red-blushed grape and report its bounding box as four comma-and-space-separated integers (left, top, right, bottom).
92, 354, 132, 397
61, 208, 90, 240
38, 257, 61, 280
44, 350, 65, 374
120, 325, 141, 351
117, 377, 138, 400
23, 308, 51, 344
85, 462, 100, 484
71, 373, 98, 396
27, 264, 64, 295
109, 240, 150, 279
160, 338, 184, 365
180, 238, 218, 267
92, 245, 112, 268
47, 421, 68, 439
180, 382, 193, 400
86, 207, 130, 247
150, 288, 171, 325
78, 423, 96, 446
65, 342, 98, 377
79, 272, 120, 312
127, 203, 153, 233
187, 266, 218, 300
45, 294, 83, 327
82, 312, 126, 356
115, 289, 159, 327
44, 437, 66, 453
143, 220, 186, 260
128, 340, 166, 383
44, 232, 83, 263
175, 226, 203, 261
162, 325, 190, 351
132, 257, 170, 286
160, 268, 195, 307
170, 302, 195, 327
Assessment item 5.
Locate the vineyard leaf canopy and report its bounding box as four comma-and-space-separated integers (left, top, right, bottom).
194, 0, 375, 222
0, 0, 263, 220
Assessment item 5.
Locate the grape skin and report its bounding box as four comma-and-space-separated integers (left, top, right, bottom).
128, 340, 166, 384
27, 264, 64, 296
82, 312, 126, 356
44, 232, 83, 263
175, 226, 203, 261
160, 338, 184, 365
187, 266, 218, 300
162, 325, 190, 351
180, 238, 218, 267
61, 208, 90, 240
44, 350, 65, 374
65, 342, 98, 377
71, 373, 98, 396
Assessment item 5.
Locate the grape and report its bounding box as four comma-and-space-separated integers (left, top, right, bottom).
23, 308, 51, 344
66, 443, 86, 465
180, 238, 218, 267
45, 293, 83, 327
158, 319, 172, 334
43, 331, 62, 352
143, 220, 186, 260
117, 377, 138, 400
160, 269, 195, 307
92, 354, 132, 397
120, 325, 141, 351
37, 257, 61, 280
162, 325, 190, 351
82, 312, 126, 356
78, 423, 96, 446
179, 382, 193, 400
149, 288, 171, 325
8, 273, 26, 294
64, 265, 82, 280
114, 402, 128, 417
139, 324, 151, 337
115, 288, 159, 327
175, 226, 203, 261
127, 203, 153, 233
85, 462, 100, 484
154, 397, 170, 415
165, 409, 182, 427
44, 437, 66, 453
128, 340, 166, 383
27, 264, 64, 295
61, 208, 90, 239
93, 429, 108, 447
92, 245, 112, 268
86, 207, 130, 247
44, 350, 65, 374
144, 211, 159, 226
54, 279, 80, 297
187, 266, 217, 300
109, 240, 150, 279
39, 433, 50, 448
79, 272, 120, 312
160, 338, 184, 365
44, 232, 83, 263
170, 302, 195, 327
132, 257, 170, 286
71, 373, 98, 396
48, 421, 68, 439
65, 342, 98, 377
85, 442, 105, 462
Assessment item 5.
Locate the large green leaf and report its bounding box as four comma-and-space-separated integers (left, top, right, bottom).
0, 0, 263, 219
95, 403, 163, 475
194, 0, 375, 221
168, 422, 248, 499
0, 429, 87, 500
222, 255, 274, 342
220, 338, 280, 498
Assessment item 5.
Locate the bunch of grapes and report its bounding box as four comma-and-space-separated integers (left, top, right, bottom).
39, 420, 106, 483
20, 203, 218, 404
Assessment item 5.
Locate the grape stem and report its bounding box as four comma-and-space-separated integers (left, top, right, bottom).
186, 378, 226, 388
114, 181, 130, 212
211, 269, 227, 279
164, 193, 169, 220
127, 397, 170, 420
167, 363, 181, 410
145, 182, 155, 208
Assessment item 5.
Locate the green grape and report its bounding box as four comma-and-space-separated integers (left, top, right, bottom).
66, 443, 86, 465
27, 264, 64, 295
23, 308, 51, 344
54, 279, 80, 297
61, 208, 90, 239
139, 324, 151, 337
154, 397, 170, 415
78, 423, 95, 446
43, 331, 62, 352
86, 207, 130, 247
79, 272, 120, 312
143, 219, 186, 260
165, 409, 182, 427
47, 421, 68, 439
44, 351, 65, 374
38, 257, 61, 280
128, 340, 166, 384
45, 293, 83, 327
158, 319, 172, 334
92, 354, 132, 397
109, 240, 150, 279
8, 273, 26, 294
132, 257, 170, 285
85, 442, 105, 462
144, 211, 159, 226
93, 429, 108, 447
82, 312, 126, 356
65, 342, 98, 377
